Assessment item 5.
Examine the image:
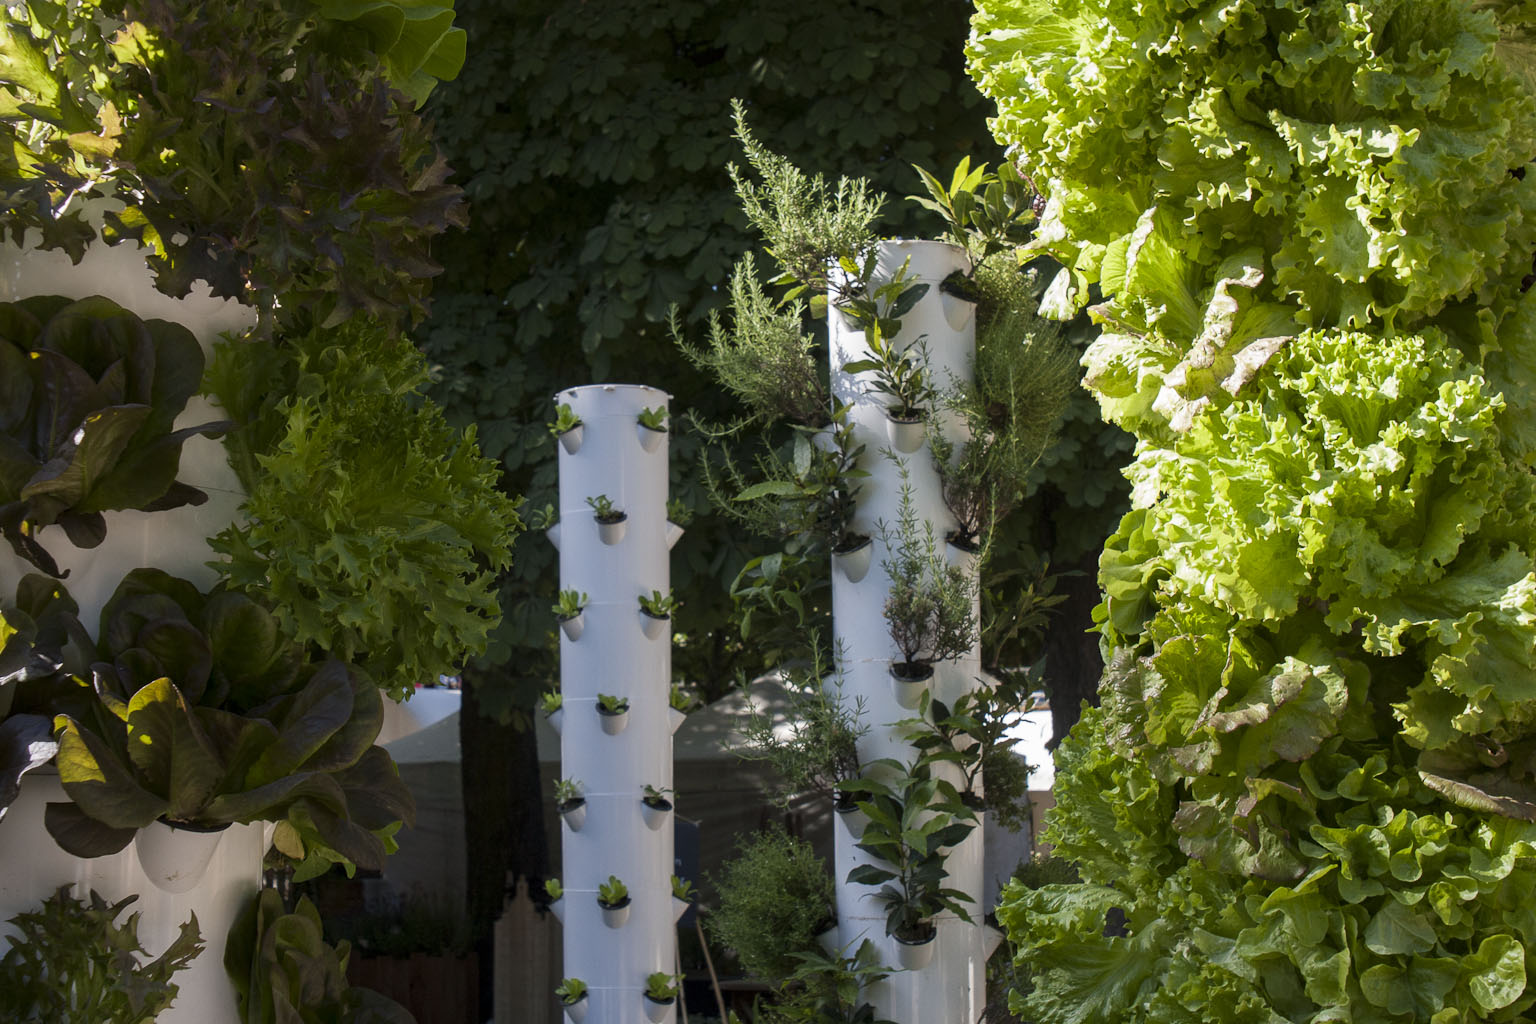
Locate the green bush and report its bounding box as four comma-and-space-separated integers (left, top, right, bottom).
0, 886, 201, 1024
707, 826, 834, 985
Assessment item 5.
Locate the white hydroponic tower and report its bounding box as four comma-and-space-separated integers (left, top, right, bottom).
0, 212, 264, 1024
826, 240, 996, 1023
553, 384, 680, 1023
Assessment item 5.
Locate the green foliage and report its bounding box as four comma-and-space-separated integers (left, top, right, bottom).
418, 0, 1003, 709
707, 825, 835, 984
0, 886, 201, 1024
761, 939, 895, 1024
734, 650, 866, 805
879, 471, 976, 671
225, 889, 416, 1024
555, 978, 586, 1005
0, 295, 229, 576
841, 758, 977, 941
205, 319, 521, 701
0, 0, 466, 329
50, 653, 413, 872
972, 1, 1536, 1021
596, 875, 628, 906
644, 971, 680, 1001
907, 157, 1037, 270
0, 575, 71, 820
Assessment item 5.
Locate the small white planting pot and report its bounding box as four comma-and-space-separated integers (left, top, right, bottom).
559, 799, 587, 832
549, 897, 566, 925
894, 928, 936, 970
547, 708, 564, 736
598, 706, 629, 735
639, 610, 670, 641
889, 661, 934, 710
557, 425, 584, 455
885, 413, 925, 453
558, 612, 585, 642
638, 424, 667, 453
643, 994, 676, 1023
640, 798, 672, 831
672, 897, 691, 923
135, 818, 228, 894
832, 535, 873, 583
816, 924, 840, 955
561, 994, 588, 1023
834, 797, 866, 835
600, 896, 631, 929
668, 707, 687, 734
596, 514, 627, 545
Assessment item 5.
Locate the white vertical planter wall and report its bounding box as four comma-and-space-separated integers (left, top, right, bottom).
555, 384, 677, 1024
826, 241, 987, 1023
0, 203, 262, 1024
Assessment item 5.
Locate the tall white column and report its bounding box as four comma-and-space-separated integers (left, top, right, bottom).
827, 241, 988, 1023
554, 384, 678, 1023
0, 219, 262, 1024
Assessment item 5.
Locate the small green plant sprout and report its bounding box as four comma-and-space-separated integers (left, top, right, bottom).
544, 878, 563, 901
554, 778, 584, 807
642, 784, 674, 808
597, 875, 629, 907
555, 977, 587, 1005
539, 690, 563, 715
596, 693, 630, 715
671, 875, 696, 902
644, 972, 680, 1002
548, 403, 582, 437
552, 589, 587, 620
909, 157, 1037, 275
668, 684, 695, 713
637, 406, 668, 431
638, 589, 678, 618
526, 503, 558, 531
586, 494, 624, 522
843, 330, 933, 421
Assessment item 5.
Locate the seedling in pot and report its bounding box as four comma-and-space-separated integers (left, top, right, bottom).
548, 403, 582, 438
554, 777, 586, 831
586, 494, 625, 523
668, 684, 696, 713
638, 406, 668, 432
638, 589, 678, 618
644, 972, 680, 1002
670, 875, 696, 902
544, 878, 564, 901
540, 691, 563, 715
596, 693, 630, 735
642, 784, 674, 810
555, 978, 587, 1005
597, 875, 629, 908
553, 589, 587, 620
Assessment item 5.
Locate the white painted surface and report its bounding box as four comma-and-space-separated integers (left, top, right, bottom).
555, 384, 677, 1023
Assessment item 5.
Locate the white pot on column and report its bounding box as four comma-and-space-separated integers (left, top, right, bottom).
135, 820, 229, 894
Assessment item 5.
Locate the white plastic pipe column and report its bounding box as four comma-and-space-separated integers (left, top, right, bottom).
0, 210, 261, 1024
826, 241, 988, 1023
555, 384, 678, 1023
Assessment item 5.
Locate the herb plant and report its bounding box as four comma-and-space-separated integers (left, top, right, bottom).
736, 649, 866, 806
539, 690, 563, 714
842, 759, 976, 943
553, 778, 583, 807
637, 406, 668, 431
555, 978, 587, 1005
641, 784, 673, 808
670, 875, 695, 902
880, 474, 977, 677
595, 694, 629, 715
0, 886, 201, 1024
585, 494, 623, 522
707, 825, 835, 985
544, 878, 563, 901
